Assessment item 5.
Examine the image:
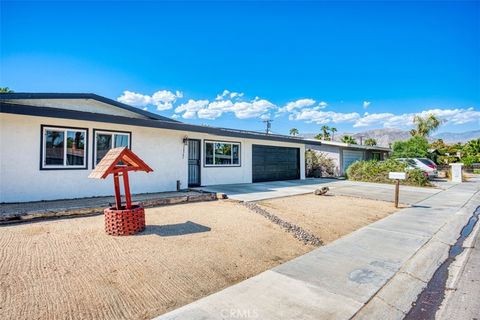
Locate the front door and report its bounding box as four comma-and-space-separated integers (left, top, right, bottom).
188, 139, 201, 187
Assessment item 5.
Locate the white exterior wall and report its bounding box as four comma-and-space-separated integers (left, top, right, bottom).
0, 113, 305, 202
188, 133, 306, 186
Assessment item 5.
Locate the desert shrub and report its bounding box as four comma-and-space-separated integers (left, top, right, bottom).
305, 150, 337, 177
346, 159, 431, 187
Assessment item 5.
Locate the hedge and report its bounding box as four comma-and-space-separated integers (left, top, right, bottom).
346, 159, 432, 187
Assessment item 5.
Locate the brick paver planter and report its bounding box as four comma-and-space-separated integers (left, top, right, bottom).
104, 205, 145, 236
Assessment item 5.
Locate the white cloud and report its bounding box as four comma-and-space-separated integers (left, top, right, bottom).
352, 108, 480, 128
318, 101, 328, 108
279, 99, 316, 112
117, 91, 151, 107
231, 98, 276, 119
173, 97, 274, 120
215, 89, 244, 101
198, 100, 234, 119
151, 90, 182, 111
175, 99, 209, 119
230, 92, 244, 99
290, 109, 360, 124
117, 90, 183, 111
215, 90, 230, 100
119, 89, 480, 129
353, 112, 395, 127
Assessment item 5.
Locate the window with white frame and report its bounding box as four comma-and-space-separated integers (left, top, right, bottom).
41, 126, 87, 169
205, 141, 240, 166
94, 130, 131, 164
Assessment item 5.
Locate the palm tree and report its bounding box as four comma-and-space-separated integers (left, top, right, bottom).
321, 125, 330, 140
289, 128, 299, 136
410, 114, 443, 137
341, 135, 357, 144
364, 138, 377, 146
330, 127, 337, 141
0, 87, 14, 93
314, 133, 323, 140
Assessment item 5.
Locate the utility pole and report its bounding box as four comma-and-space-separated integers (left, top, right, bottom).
263, 119, 273, 134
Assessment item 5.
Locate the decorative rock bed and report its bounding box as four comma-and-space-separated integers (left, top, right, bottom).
242, 202, 323, 246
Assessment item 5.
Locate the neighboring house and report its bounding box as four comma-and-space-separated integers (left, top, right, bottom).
306, 140, 390, 176
0, 93, 322, 203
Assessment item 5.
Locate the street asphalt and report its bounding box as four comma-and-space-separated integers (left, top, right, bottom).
437, 214, 480, 320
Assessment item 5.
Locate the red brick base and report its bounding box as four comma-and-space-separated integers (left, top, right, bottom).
104, 206, 145, 236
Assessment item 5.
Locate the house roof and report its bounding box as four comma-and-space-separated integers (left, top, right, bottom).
0, 92, 179, 123
0, 101, 323, 146
305, 138, 390, 151
88, 147, 153, 179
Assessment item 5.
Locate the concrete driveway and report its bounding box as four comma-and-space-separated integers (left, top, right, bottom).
199, 178, 443, 204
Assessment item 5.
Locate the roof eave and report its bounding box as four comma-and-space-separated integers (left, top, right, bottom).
0, 102, 322, 146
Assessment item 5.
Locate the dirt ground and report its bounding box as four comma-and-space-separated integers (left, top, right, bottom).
0, 196, 398, 320
258, 194, 398, 244
0, 200, 312, 320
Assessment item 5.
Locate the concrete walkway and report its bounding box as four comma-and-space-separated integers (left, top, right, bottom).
200, 179, 443, 204
157, 179, 480, 320
0, 190, 216, 223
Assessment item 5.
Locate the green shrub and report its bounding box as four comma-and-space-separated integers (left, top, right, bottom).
346, 159, 431, 187
392, 136, 429, 158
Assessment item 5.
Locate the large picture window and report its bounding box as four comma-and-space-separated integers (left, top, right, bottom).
41, 126, 87, 169
205, 141, 240, 166
94, 130, 131, 165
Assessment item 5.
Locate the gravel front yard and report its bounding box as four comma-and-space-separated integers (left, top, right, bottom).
257, 194, 398, 244
0, 195, 398, 319
0, 200, 312, 320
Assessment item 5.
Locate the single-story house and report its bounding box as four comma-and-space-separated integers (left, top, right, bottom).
306, 140, 390, 176
0, 93, 324, 203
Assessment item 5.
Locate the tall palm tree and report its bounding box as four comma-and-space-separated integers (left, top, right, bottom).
341, 135, 357, 144
364, 138, 377, 146
289, 128, 299, 136
330, 127, 337, 141
321, 125, 330, 140
0, 87, 14, 93
410, 114, 443, 137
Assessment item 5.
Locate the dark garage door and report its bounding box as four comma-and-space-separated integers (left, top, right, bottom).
252, 145, 300, 182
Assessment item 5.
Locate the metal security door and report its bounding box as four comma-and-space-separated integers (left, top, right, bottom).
188, 139, 201, 187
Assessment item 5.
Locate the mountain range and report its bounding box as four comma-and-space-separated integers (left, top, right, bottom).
302, 129, 480, 147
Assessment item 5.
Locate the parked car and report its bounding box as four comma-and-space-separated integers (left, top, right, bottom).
396, 158, 438, 179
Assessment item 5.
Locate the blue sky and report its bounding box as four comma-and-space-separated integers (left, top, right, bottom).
1, 1, 479, 135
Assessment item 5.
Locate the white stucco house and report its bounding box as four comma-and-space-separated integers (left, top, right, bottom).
0, 93, 322, 203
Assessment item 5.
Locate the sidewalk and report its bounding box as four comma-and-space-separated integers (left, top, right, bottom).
156, 179, 480, 320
